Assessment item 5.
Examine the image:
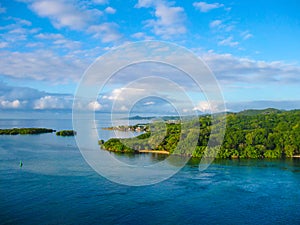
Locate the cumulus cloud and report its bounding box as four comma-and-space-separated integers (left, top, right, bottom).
28, 0, 102, 30
18, 0, 120, 43
193, 2, 224, 12
193, 100, 222, 113
87, 101, 102, 111
0, 100, 23, 109
104, 7, 116, 14
88, 23, 122, 43
136, 0, 186, 39
34, 95, 72, 109
102, 88, 147, 102
0, 82, 73, 110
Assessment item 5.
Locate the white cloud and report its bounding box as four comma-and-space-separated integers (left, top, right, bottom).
103, 88, 146, 102
131, 32, 153, 40
193, 101, 222, 113
0, 18, 39, 44
137, 1, 186, 39
0, 82, 75, 110
88, 101, 102, 111
144, 101, 155, 105
193, 101, 210, 112
120, 105, 128, 111
0, 42, 8, 48
53, 38, 81, 49
34, 32, 80, 49
202, 51, 300, 84
35, 33, 64, 39
105, 6, 116, 14
135, 0, 156, 8
0, 18, 37, 53
210, 20, 222, 28
28, 0, 102, 30
18, 1, 121, 44
218, 36, 239, 47
0, 50, 87, 82
34, 95, 71, 109
25, 42, 44, 48
92, 0, 108, 4
193, 2, 224, 12
241, 30, 253, 40
0, 100, 22, 109
88, 23, 122, 43
209, 19, 235, 32
6, 17, 32, 26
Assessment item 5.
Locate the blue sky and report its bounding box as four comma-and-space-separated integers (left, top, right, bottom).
0, 0, 300, 113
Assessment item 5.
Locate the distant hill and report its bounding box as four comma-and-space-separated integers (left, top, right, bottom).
128, 115, 155, 120
237, 108, 283, 116
128, 115, 181, 121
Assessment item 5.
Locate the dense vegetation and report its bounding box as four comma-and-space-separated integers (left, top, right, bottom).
0, 128, 55, 135
56, 130, 76, 136
100, 109, 300, 159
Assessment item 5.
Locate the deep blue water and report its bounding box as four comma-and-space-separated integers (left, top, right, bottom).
1, 117, 300, 224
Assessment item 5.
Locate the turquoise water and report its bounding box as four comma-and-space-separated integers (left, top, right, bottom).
1, 118, 300, 224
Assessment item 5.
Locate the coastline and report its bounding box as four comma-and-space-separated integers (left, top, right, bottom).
138, 150, 170, 155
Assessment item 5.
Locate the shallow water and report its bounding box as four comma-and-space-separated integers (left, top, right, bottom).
1, 118, 300, 224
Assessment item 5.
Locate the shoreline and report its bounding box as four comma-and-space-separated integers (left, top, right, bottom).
138, 150, 170, 155
103, 147, 300, 159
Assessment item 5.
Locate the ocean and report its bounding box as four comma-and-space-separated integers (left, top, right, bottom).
1, 114, 300, 224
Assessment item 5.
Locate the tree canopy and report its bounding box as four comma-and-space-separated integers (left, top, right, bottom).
100, 109, 300, 159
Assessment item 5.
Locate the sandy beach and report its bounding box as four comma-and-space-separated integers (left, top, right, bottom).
138, 150, 170, 155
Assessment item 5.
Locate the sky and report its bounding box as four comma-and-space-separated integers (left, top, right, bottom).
0, 0, 300, 114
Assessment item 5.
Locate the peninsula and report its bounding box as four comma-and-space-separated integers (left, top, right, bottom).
100, 108, 300, 159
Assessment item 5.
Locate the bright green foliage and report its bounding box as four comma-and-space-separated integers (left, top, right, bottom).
0, 128, 55, 135
100, 109, 300, 159
56, 130, 76, 136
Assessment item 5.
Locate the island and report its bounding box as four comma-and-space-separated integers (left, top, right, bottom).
0, 128, 55, 135
126, 115, 180, 120
100, 108, 300, 159
56, 130, 76, 136
0, 128, 77, 137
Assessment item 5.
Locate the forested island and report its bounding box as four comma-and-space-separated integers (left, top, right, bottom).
0, 128, 55, 135
100, 108, 300, 159
56, 130, 76, 136
0, 128, 76, 136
